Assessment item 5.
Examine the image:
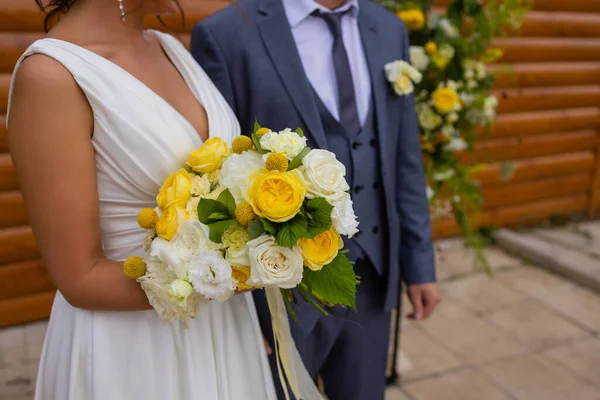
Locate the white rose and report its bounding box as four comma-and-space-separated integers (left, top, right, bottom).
484, 96, 498, 120
444, 137, 468, 152
150, 238, 187, 279
191, 174, 211, 197
300, 149, 349, 202
143, 228, 156, 252
331, 193, 359, 238
409, 46, 430, 71
467, 80, 478, 90
447, 112, 459, 123
219, 151, 264, 204
138, 273, 199, 322
385, 60, 422, 96
187, 250, 236, 301
441, 124, 456, 137
247, 235, 303, 289
460, 93, 475, 107
476, 62, 487, 80
439, 18, 459, 38
172, 219, 224, 257
434, 169, 455, 182
426, 186, 435, 201
259, 129, 308, 160
418, 106, 443, 131
464, 69, 474, 80
186, 197, 200, 220
167, 279, 194, 303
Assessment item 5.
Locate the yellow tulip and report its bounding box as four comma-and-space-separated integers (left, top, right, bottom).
248, 170, 306, 223
187, 137, 228, 174
298, 227, 343, 271
156, 169, 192, 211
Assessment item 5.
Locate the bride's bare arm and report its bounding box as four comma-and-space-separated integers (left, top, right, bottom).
8, 55, 151, 311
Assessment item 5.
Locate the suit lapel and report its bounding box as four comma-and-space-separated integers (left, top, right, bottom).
256, 0, 328, 150
358, 6, 392, 170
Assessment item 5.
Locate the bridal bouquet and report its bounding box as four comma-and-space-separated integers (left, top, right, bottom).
123, 123, 360, 323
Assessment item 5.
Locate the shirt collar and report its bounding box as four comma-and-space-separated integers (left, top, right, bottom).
282, 0, 360, 28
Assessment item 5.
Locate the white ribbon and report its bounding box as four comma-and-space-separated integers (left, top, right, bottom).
265, 287, 323, 400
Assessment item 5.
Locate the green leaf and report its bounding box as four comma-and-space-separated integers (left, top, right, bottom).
207, 219, 236, 243
276, 216, 309, 247
248, 218, 265, 239
306, 197, 333, 228
287, 146, 311, 170
217, 189, 236, 217
198, 198, 229, 224
260, 218, 279, 236
295, 127, 304, 137
302, 253, 358, 310
253, 119, 261, 134
251, 132, 267, 155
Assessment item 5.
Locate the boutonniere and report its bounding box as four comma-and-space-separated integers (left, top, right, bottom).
384, 60, 422, 96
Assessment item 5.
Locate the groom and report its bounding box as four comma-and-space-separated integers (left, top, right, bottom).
192, 0, 440, 398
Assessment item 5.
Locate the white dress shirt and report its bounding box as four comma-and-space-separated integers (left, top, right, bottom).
281, 0, 372, 125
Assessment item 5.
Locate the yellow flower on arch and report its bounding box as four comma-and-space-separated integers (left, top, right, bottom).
396, 9, 425, 31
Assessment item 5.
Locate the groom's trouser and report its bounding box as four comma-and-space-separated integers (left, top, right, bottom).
254, 257, 391, 400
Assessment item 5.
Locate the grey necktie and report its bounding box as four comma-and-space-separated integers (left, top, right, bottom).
315, 10, 361, 136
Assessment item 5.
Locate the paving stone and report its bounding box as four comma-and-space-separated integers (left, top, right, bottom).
494, 229, 600, 294
421, 315, 526, 364
533, 284, 600, 332
404, 368, 511, 400
0, 364, 34, 399
442, 273, 526, 314
544, 336, 600, 387
385, 387, 411, 400
400, 328, 464, 380
485, 300, 586, 350
481, 353, 600, 400
495, 266, 574, 297
435, 246, 522, 282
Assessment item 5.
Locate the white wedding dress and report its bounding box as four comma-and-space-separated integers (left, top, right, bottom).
8, 30, 277, 400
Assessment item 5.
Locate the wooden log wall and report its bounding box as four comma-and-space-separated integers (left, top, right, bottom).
0, 0, 598, 326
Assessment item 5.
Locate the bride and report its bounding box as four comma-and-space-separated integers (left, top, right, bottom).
7, 0, 277, 398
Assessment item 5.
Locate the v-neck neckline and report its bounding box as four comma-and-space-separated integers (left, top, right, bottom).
43, 30, 208, 142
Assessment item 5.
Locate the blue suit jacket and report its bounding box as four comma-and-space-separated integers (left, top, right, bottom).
191, 0, 436, 312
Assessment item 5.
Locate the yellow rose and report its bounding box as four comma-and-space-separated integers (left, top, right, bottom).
156, 169, 192, 211
298, 227, 343, 271
156, 206, 188, 241
248, 170, 306, 223
425, 42, 438, 55
232, 266, 253, 291
432, 87, 460, 114
396, 9, 425, 31
187, 137, 228, 174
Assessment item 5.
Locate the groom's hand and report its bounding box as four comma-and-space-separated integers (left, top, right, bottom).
407, 283, 441, 320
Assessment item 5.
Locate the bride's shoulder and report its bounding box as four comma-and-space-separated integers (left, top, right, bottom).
11, 53, 81, 108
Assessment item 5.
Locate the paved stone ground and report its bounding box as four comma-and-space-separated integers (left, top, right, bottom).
3, 239, 600, 400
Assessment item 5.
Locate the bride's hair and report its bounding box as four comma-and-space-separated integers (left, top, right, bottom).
35, 0, 184, 32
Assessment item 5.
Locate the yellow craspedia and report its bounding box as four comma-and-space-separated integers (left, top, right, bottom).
396, 9, 425, 31
256, 127, 271, 135
248, 170, 306, 223
124, 256, 147, 279
235, 202, 256, 226
187, 137, 228, 174
298, 227, 343, 271
432, 87, 460, 114
232, 266, 253, 291
156, 169, 192, 211
137, 208, 158, 230
232, 136, 253, 154
425, 42, 438, 55
265, 152, 289, 172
